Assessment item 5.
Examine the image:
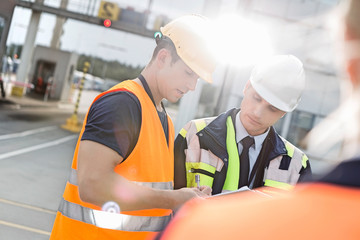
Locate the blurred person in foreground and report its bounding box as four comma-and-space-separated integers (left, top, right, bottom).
157, 1, 360, 239
174, 54, 311, 196
50, 14, 216, 240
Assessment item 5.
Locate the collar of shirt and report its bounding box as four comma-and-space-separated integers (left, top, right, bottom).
235, 111, 269, 151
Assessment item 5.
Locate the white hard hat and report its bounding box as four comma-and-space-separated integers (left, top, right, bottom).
160, 14, 216, 83
249, 55, 306, 112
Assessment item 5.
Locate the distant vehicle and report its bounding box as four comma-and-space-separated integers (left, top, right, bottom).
72, 70, 105, 91
100, 79, 120, 92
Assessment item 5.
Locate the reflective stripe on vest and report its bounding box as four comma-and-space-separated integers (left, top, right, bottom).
194, 119, 207, 132
182, 117, 216, 141
285, 141, 308, 169
179, 128, 187, 138
58, 199, 171, 232
69, 168, 77, 185
264, 179, 294, 190
183, 116, 241, 192
184, 116, 241, 192
183, 118, 224, 189
264, 140, 306, 186
222, 116, 240, 191
186, 162, 216, 187
302, 154, 308, 168
285, 141, 295, 157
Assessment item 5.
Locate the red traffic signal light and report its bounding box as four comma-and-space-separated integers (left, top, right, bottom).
103, 19, 112, 28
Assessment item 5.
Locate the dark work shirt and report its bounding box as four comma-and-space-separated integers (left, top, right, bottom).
82, 89, 169, 160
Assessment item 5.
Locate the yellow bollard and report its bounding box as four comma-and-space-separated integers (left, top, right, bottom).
61, 62, 90, 133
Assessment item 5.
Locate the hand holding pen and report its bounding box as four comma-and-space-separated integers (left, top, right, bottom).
195, 174, 201, 190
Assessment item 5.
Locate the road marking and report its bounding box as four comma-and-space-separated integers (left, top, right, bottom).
0, 126, 58, 141
0, 220, 51, 236
0, 198, 56, 215
0, 135, 77, 160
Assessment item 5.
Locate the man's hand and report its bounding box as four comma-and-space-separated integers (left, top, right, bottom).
180, 186, 212, 198
170, 186, 212, 209
198, 185, 212, 196
185, 186, 212, 197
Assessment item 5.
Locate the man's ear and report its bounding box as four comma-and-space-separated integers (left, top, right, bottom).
243, 80, 251, 94
156, 48, 169, 68
347, 58, 360, 88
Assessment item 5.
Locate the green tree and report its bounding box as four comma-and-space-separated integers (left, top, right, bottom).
77, 54, 143, 81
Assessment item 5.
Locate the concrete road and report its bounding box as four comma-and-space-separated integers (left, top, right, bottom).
0, 91, 98, 240
0, 113, 77, 239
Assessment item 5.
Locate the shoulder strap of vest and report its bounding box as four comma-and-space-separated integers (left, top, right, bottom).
282, 138, 308, 169
179, 117, 216, 139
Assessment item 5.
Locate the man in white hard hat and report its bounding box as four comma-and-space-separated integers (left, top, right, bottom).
50, 14, 215, 240
159, 1, 360, 239
174, 54, 311, 195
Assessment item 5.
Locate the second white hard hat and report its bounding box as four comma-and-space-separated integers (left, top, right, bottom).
160, 14, 216, 83
249, 55, 306, 112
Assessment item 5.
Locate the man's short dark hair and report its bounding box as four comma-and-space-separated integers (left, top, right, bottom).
151, 36, 180, 64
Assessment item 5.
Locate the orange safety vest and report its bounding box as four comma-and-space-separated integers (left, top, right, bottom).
50, 80, 174, 240
160, 183, 360, 240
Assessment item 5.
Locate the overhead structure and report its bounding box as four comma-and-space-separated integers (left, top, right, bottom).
14, 0, 157, 38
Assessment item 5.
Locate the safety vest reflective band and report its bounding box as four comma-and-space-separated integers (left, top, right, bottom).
222, 116, 240, 191
186, 162, 216, 187
50, 80, 175, 240
179, 128, 187, 138
263, 138, 306, 186
184, 118, 223, 189
264, 179, 294, 190
187, 117, 242, 192
183, 116, 241, 192
58, 199, 172, 232
179, 119, 207, 138
302, 154, 308, 168
194, 120, 207, 132
69, 168, 78, 185
285, 141, 295, 157
285, 140, 308, 168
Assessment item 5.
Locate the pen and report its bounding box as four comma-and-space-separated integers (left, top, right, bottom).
195, 174, 200, 189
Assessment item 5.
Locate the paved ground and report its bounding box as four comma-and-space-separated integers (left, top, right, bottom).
0, 90, 98, 240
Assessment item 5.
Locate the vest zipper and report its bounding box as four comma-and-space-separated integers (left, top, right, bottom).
191, 168, 215, 178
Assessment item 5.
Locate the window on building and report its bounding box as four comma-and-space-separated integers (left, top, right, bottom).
0, 17, 4, 42
287, 110, 315, 146
273, 115, 285, 135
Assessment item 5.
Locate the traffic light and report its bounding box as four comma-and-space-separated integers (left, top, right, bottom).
102, 19, 112, 28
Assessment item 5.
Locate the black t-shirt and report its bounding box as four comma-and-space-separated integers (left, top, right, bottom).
81, 89, 168, 160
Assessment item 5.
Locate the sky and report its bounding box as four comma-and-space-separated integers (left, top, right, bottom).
7, 0, 239, 67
